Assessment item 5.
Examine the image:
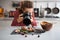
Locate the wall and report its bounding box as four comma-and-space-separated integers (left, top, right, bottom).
0, 0, 60, 17
33, 2, 60, 17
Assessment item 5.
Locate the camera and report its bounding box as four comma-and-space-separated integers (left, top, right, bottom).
22, 11, 31, 26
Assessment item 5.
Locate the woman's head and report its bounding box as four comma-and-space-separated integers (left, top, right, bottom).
21, 1, 33, 13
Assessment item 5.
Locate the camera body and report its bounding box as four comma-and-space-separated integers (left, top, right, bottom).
22, 12, 31, 26
23, 12, 31, 19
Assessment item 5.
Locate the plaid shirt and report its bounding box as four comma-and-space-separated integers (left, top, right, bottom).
11, 11, 37, 27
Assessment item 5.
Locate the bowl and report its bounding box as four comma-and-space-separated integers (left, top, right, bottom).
40, 21, 52, 31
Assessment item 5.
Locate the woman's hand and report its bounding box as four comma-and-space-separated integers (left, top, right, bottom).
30, 18, 33, 22
17, 14, 23, 23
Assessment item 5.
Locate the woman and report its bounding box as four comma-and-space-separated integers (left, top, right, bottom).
11, 1, 37, 27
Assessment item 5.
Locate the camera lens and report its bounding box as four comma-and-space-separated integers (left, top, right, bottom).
23, 18, 31, 26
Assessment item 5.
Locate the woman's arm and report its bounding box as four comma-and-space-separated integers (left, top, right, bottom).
30, 12, 37, 27
17, 14, 23, 23
11, 14, 24, 26
11, 19, 17, 26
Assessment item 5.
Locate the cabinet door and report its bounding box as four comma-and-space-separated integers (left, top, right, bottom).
34, 8, 39, 17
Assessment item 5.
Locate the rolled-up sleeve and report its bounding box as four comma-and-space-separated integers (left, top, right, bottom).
31, 12, 37, 26
11, 19, 17, 26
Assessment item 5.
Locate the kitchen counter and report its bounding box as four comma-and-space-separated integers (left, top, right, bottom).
0, 20, 60, 40
0, 17, 60, 21
0, 17, 14, 21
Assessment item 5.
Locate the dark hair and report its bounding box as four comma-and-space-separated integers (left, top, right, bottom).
18, 1, 33, 14
21, 1, 33, 10
15, 8, 23, 13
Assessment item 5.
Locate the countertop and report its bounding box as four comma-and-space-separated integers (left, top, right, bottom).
0, 20, 60, 40
0, 17, 60, 21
